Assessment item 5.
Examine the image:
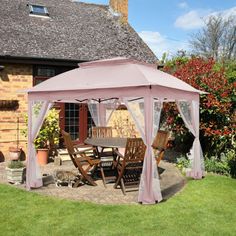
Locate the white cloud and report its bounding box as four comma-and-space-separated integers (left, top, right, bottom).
178, 2, 188, 9
175, 6, 236, 30
138, 31, 165, 44
209, 6, 236, 20
138, 31, 189, 59
174, 10, 206, 30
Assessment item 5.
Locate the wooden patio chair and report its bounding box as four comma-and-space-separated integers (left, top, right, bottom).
91, 126, 113, 138
61, 130, 106, 187
152, 130, 170, 165
114, 138, 146, 195
91, 126, 114, 166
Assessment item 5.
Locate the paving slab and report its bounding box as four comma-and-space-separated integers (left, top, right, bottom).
0, 157, 186, 205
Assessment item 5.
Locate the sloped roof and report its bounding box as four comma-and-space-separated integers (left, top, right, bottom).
0, 0, 157, 63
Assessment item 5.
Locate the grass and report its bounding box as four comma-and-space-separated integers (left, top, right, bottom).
0, 175, 235, 236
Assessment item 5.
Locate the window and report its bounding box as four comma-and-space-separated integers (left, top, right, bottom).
33, 66, 74, 85
33, 65, 74, 78
65, 103, 80, 140
37, 68, 55, 77
28, 4, 49, 16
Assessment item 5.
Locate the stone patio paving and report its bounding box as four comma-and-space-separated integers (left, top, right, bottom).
0, 153, 186, 205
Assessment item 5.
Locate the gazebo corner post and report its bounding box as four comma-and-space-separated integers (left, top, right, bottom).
26, 99, 43, 190
190, 136, 204, 179
177, 96, 205, 180
188, 99, 205, 179
138, 95, 163, 204
26, 99, 33, 190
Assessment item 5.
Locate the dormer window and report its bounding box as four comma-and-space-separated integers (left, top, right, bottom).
28, 4, 49, 16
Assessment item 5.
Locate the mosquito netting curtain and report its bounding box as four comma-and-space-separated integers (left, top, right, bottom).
87, 97, 204, 203
26, 100, 53, 189
87, 98, 119, 127
26, 96, 204, 204
176, 100, 205, 178
124, 97, 163, 203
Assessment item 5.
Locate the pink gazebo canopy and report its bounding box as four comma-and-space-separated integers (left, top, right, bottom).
26, 57, 205, 204
27, 57, 204, 100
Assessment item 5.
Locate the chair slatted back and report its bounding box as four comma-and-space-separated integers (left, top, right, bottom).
92, 126, 112, 138
124, 138, 146, 163
61, 130, 90, 166
61, 130, 78, 166
61, 130, 99, 186
152, 130, 170, 165
152, 130, 169, 151
61, 130, 76, 154
114, 138, 146, 194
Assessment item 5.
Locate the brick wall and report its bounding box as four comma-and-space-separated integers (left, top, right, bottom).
0, 63, 141, 161
0, 63, 32, 160
108, 110, 140, 138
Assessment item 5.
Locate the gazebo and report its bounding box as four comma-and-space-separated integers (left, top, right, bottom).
26, 57, 205, 204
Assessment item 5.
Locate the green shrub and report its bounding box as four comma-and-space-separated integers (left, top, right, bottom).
225, 149, 236, 178
205, 156, 230, 176
34, 108, 60, 149
22, 108, 60, 149
176, 155, 190, 172
175, 152, 235, 178
7, 160, 25, 169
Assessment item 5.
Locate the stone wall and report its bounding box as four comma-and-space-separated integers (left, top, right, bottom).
0, 64, 32, 160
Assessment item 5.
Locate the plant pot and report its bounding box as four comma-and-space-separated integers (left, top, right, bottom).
6, 167, 24, 184
37, 149, 48, 166
8, 147, 21, 161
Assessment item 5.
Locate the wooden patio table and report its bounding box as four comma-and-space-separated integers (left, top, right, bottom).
84, 137, 128, 184
84, 137, 127, 149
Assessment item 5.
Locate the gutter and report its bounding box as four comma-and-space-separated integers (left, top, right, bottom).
0, 55, 87, 67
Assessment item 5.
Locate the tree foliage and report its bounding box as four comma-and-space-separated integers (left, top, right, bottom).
190, 15, 236, 60
163, 56, 235, 157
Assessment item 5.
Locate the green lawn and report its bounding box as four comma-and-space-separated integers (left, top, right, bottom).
0, 175, 235, 236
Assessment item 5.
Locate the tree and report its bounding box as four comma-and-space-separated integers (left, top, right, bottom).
190, 15, 236, 60
163, 56, 235, 156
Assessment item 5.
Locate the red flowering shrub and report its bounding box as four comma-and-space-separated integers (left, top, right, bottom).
163, 57, 235, 157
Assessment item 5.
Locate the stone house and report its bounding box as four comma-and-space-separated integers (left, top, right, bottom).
0, 0, 157, 159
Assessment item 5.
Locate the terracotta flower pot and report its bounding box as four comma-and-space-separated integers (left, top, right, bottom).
37, 149, 48, 166
9, 147, 21, 161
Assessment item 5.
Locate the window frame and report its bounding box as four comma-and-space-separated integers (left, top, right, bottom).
28, 4, 49, 17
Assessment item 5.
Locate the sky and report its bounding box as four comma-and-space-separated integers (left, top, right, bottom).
82, 0, 236, 59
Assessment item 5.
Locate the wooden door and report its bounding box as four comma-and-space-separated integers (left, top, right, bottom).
59, 103, 94, 144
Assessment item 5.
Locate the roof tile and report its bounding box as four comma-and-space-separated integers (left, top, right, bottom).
0, 0, 157, 63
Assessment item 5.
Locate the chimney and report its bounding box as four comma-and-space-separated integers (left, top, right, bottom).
109, 0, 128, 24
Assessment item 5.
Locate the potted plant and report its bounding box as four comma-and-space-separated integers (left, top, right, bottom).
35, 108, 60, 165
22, 108, 60, 166
35, 130, 50, 166
9, 117, 22, 161
6, 160, 25, 184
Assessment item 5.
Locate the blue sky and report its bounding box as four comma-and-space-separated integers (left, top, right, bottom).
82, 0, 236, 59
